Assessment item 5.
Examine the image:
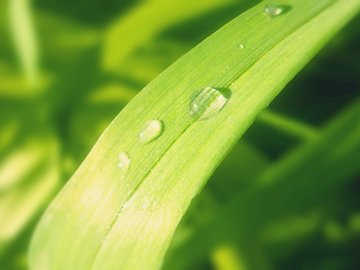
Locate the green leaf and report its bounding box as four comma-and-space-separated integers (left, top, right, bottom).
29, 0, 360, 270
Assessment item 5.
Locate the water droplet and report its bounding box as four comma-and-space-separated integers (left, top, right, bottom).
120, 200, 131, 211
237, 43, 245, 49
118, 152, 130, 172
264, 4, 291, 18
189, 87, 231, 120
141, 200, 151, 211
139, 119, 164, 144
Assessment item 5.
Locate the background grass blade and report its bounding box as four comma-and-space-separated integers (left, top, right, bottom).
8, 0, 39, 89
102, 0, 251, 72
257, 110, 318, 141
29, 0, 360, 270
0, 127, 60, 257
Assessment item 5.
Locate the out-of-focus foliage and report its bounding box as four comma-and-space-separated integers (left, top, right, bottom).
0, 0, 359, 269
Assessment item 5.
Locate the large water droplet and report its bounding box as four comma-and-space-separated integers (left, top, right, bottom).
139, 119, 164, 144
189, 87, 231, 120
264, 4, 291, 18
118, 152, 130, 173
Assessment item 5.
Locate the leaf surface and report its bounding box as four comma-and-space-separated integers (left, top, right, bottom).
29, 1, 360, 269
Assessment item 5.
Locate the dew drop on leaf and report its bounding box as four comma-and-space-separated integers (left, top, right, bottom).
189, 87, 231, 120
139, 119, 164, 144
264, 4, 291, 18
237, 43, 245, 49
120, 200, 131, 211
118, 152, 131, 173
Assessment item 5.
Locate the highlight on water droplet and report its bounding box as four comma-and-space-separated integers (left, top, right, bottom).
237, 43, 245, 49
264, 4, 291, 18
118, 152, 131, 172
189, 87, 231, 120
139, 119, 164, 144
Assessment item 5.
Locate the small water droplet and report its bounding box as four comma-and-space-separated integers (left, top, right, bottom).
141, 201, 151, 211
264, 4, 291, 18
237, 43, 245, 49
189, 87, 231, 120
121, 200, 131, 211
118, 152, 130, 172
139, 119, 164, 144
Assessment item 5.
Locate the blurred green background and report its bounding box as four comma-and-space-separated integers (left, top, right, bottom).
0, 0, 359, 269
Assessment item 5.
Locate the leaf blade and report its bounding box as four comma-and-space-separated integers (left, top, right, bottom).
29, 1, 359, 269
